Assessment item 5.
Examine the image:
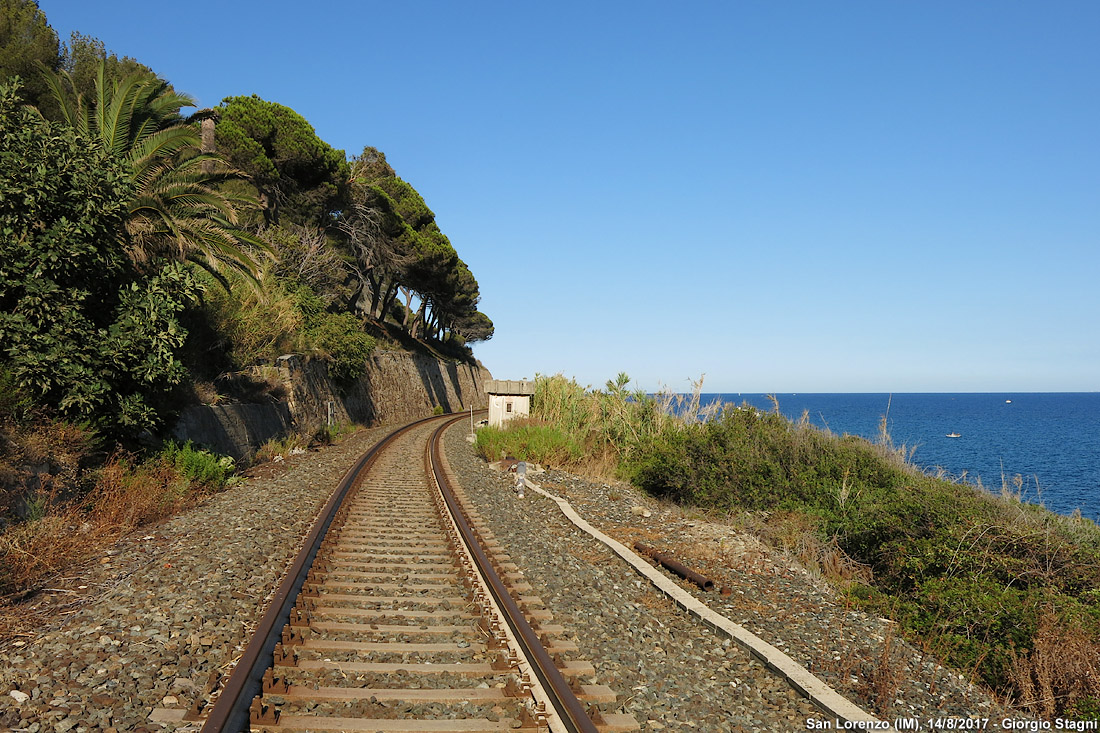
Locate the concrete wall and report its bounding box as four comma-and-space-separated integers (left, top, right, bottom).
172, 351, 492, 460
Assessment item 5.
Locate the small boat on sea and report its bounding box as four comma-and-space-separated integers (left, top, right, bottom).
946, 432, 961, 438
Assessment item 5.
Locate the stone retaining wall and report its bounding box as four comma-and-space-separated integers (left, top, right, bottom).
173, 351, 491, 459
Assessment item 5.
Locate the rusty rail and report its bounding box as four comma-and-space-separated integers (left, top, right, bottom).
633, 542, 715, 591
199, 414, 443, 733
429, 418, 601, 733
200, 412, 608, 732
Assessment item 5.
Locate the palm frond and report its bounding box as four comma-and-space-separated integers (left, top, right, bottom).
40, 60, 272, 286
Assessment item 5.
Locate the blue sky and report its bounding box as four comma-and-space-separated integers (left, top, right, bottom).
38, 1, 1099, 392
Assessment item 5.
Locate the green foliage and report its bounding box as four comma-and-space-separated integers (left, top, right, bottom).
342, 148, 492, 344
0, 364, 33, 421
159, 440, 235, 490
198, 269, 303, 367
198, 270, 374, 384
453, 309, 494, 343
474, 422, 583, 466
22, 492, 47, 522
620, 397, 1100, 704
528, 373, 669, 466
41, 63, 269, 285
476, 374, 667, 474
492, 371, 1100, 715
314, 421, 355, 446
0, 80, 200, 437
0, 0, 61, 111
59, 31, 157, 104
432, 405, 445, 416
372, 176, 436, 230
294, 283, 375, 384
216, 95, 350, 226
304, 310, 375, 385
625, 404, 910, 512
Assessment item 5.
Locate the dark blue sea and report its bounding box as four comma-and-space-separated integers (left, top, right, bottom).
694, 393, 1100, 520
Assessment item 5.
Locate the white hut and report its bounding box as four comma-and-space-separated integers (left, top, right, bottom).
484, 379, 535, 427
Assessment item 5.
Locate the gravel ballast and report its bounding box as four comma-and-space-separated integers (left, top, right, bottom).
0, 426, 390, 733
442, 424, 1021, 731
0, 419, 1023, 731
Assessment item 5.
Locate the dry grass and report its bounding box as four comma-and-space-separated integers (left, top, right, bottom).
1009, 609, 1100, 719
0, 453, 213, 599
0, 505, 119, 596
254, 433, 310, 464
736, 510, 872, 585
858, 625, 905, 717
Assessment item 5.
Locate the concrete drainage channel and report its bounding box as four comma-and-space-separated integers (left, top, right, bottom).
516, 476, 894, 732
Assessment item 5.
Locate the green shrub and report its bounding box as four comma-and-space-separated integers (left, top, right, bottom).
0, 82, 199, 437
0, 366, 32, 421
196, 272, 374, 386
315, 421, 356, 446
304, 310, 375, 385
160, 440, 235, 490
198, 270, 304, 368
503, 371, 1100, 717
475, 422, 583, 466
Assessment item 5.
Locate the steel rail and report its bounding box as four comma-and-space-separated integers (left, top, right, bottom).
200, 413, 449, 733
428, 418, 601, 733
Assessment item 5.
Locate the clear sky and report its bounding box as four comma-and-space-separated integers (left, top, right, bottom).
37, 1, 1099, 393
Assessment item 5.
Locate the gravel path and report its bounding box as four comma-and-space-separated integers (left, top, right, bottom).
0, 419, 1023, 732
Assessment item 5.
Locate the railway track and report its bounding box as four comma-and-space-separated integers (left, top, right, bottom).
198, 414, 638, 732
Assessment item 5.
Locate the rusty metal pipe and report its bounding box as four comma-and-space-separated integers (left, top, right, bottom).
634, 541, 715, 591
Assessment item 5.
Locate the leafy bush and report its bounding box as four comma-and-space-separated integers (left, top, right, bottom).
198, 269, 304, 369
159, 440, 235, 490
198, 272, 374, 387
314, 421, 356, 446
295, 283, 375, 384
254, 433, 308, 463
0, 366, 32, 422
0, 80, 199, 438
624, 404, 909, 513
305, 311, 375, 384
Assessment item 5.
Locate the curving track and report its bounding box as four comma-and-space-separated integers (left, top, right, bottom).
198, 414, 638, 732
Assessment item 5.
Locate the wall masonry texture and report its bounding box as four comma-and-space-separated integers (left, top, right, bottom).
173, 351, 492, 460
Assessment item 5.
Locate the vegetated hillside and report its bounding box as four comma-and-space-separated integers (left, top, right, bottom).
0, 2, 493, 601
475, 374, 1100, 721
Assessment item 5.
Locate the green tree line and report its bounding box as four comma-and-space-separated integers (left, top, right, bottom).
1, 0, 493, 442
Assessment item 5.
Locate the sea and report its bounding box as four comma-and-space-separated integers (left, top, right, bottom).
691, 393, 1100, 521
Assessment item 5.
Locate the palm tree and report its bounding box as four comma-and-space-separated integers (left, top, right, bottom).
40, 62, 269, 286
